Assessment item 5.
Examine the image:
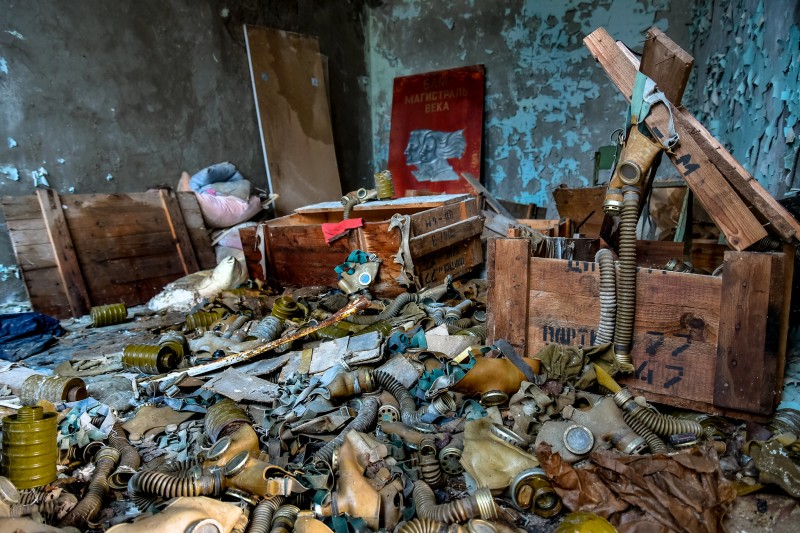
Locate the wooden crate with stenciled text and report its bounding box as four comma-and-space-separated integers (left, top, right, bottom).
240, 194, 483, 298
486, 238, 793, 421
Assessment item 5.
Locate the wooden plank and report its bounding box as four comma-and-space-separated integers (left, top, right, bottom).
0, 195, 41, 220
22, 268, 71, 318
177, 192, 216, 270
240, 226, 266, 281
244, 25, 341, 216
584, 28, 767, 250
635, 239, 728, 272
764, 250, 793, 410
73, 232, 177, 263
414, 236, 483, 289
36, 189, 90, 317
677, 112, 800, 243
714, 252, 773, 413
486, 238, 531, 355
159, 189, 199, 274
639, 26, 693, 106
408, 216, 483, 257
295, 194, 468, 215
552, 186, 605, 238
461, 173, 515, 219
409, 197, 479, 235
13, 242, 57, 271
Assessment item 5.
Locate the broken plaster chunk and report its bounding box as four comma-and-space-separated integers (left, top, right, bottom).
377, 354, 421, 389
32, 167, 50, 187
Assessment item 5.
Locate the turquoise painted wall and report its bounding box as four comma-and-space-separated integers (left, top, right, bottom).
688, 0, 800, 197
366, 0, 694, 213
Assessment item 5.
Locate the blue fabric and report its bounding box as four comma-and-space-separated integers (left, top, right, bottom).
189, 162, 245, 192
0, 312, 64, 362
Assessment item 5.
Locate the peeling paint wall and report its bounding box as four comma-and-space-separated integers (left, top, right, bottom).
687, 0, 800, 197
366, 0, 693, 212
0, 0, 264, 305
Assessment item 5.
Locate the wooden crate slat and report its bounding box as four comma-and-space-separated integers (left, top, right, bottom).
408, 215, 484, 258
159, 189, 200, 274
36, 189, 91, 317
486, 238, 532, 356
639, 26, 693, 106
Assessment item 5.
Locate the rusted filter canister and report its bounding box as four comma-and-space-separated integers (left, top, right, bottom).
664, 258, 695, 273
185, 309, 224, 331
204, 399, 251, 442
90, 303, 128, 327
1, 406, 58, 489
158, 331, 186, 360
510, 467, 562, 518
374, 170, 395, 200
20, 375, 87, 405
122, 344, 182, 374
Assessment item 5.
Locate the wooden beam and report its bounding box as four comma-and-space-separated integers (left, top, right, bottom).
461, 172, 516, 219
159, 189, 200, 275
486, 238, 531, 356
408, 215, 483, 257
640, 26, 693, 106
36, 189, 90, 317
584, 28, 767, 250
714, 251, 774, 414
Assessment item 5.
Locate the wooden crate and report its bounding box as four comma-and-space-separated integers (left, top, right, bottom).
240, 194, 483, 297
1, 190, 215, 318
486, 238, 793, 420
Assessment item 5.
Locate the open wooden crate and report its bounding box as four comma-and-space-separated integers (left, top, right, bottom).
240, 194, 484, 297
1, 190, 215, 318
486, 237, 793, 420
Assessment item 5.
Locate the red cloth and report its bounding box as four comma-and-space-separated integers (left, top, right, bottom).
321, 218, 363, 243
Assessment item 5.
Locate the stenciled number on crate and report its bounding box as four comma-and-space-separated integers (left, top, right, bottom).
652, 126, 699, 175
564, 260, 596, 273
634, 330, 690, 390
422, 208, 455, 231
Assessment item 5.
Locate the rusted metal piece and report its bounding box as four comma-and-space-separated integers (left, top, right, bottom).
20, 375, 87, 405
139, 297, 370, 386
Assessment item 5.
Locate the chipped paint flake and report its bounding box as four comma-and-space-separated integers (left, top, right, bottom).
0, 58, 8, 75
6, 137, 16, 148
4, 30, 24, 40
0, 165, 19, 181
32, 167, 49, 187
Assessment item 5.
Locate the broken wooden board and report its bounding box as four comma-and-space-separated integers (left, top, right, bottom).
584, 27, 767, 251
640, 26, 694, 106
552, 186, 605, 238
486, 238, 791, 419
245, 25, 342, 217
1, 191, 215, 318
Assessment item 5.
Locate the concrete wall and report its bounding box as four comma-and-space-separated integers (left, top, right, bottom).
687, 0, 800, 197
366, 0, 694, 213
0, 0, 264, 305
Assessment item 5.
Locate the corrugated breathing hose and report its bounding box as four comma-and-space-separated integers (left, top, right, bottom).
412, 480, 497, 523
342, 195, 359, 220
107, 422, 142, 490
127, 467, 222, 499
270, 504, 300, 533
398, 518, 451, 533
59, 447, 120, 529
346, 292, 420, 325
312, 396, 380, 465
246, 496, 285, 533
623, 411, 668, 453
372, 370, 423, 427
594, 248, 617, 346
614, 389, 703, 437
613, 190, 640, 365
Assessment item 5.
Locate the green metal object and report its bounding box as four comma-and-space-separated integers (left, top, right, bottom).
20, 375, 87, 405
1, 406, 58, 489
122, 344, 182, 374
90, 303, 127, 327
185, 309, 225, 331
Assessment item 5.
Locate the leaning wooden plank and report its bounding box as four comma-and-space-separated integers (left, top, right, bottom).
639, 26, 693, 106
629, 31, 800, 242
486, 238, 531, 357
36, 189, 90, 317
584, 28, 767, 250
677, 114, 800, 242
159, 189, 200, 275
244, 25, 342, 216
176, 192, 216, 270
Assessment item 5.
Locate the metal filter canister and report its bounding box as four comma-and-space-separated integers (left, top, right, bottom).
1, 405, 58, 489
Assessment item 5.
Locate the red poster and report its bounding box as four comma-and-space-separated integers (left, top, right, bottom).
387, 65, 485, 197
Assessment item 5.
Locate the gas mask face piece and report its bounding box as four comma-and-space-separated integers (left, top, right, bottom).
337, 262, 380, 295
